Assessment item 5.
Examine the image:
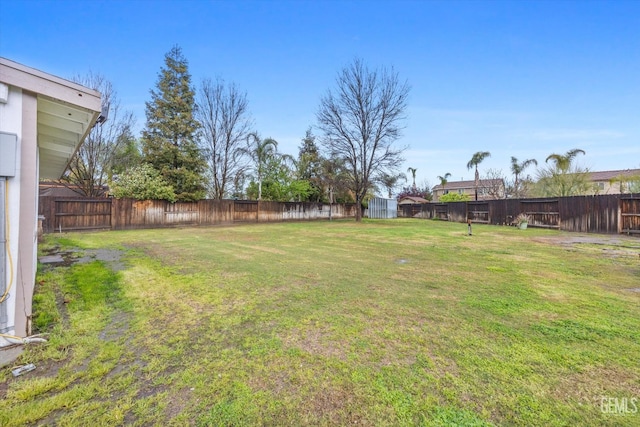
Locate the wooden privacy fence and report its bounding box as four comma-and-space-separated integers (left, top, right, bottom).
398, 194, 640, 235
39, 197, 357, 233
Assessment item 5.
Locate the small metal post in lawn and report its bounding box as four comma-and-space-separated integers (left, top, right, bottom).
468, 219, 472, 236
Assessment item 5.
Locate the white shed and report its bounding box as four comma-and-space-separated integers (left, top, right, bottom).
0, 58, 102, 362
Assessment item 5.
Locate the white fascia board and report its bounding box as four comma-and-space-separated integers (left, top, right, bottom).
0, 58, 101, 112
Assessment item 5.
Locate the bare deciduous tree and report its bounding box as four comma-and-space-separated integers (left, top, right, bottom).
63, 73, 136, 196
480, 168, 507, 199
317, 59, 410, 221
197, 78, 252, 199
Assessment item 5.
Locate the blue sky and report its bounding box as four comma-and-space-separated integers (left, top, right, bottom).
2, 0, 639, 191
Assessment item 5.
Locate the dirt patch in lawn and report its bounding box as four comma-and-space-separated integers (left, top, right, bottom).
552, 364, 640, 407
281, 327, 348, 361
534, 234, 640, 250
533, 234, 640, 262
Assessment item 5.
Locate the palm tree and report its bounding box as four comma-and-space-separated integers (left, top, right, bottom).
245, 132, 278, 200
545, 148, 585, 173
407, 167, 417, 189
436, 172, 451, 200
466, 151, 491, 201
437, 172, 451, 187
510, 157, 538, 198
536, 148, 588, 197
379, 172, 407, 198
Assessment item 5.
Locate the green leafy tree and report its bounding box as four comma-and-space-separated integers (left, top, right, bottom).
534, 149, 590, 197
467, 151, 491, 201
141, 45, 206, 201
110, 136, 142, 179
110, 164, 176, 202
317, 58, 410, 221
245, 152, 311, 202
439, 192, 470, 202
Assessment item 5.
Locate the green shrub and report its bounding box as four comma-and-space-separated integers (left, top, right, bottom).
439, 192, 471, 202
110, 164, 176, 202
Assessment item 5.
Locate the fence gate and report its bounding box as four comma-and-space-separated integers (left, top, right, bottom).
54, 199, 112, 232
620, 196, 640, 234
520, 199, 560, 229
468, 202, 489, 223
434, 204, 448, 220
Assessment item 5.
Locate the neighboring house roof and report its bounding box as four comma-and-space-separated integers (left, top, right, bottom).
432, 179, 504, 191
398, 196, 428, 204
588, 169, 640, 182
0, 57, 102, 179
39, 180, 109, 197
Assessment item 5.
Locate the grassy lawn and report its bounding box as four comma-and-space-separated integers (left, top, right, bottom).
1, 219, 639, 426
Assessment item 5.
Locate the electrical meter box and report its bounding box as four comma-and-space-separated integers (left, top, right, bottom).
0, 132, 18, 177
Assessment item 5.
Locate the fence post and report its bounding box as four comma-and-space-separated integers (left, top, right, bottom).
618, 197, 622, 234
109, 198, 113, 230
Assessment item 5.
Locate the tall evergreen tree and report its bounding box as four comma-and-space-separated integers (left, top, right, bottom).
141, 45, 206, 201
297, 128, 324, 202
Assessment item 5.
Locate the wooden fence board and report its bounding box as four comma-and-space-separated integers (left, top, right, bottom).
39, 197, 357, 233
394, 193, 640, 235
198, 199, 234, 225
468, 202, 489, 223
52, 199, 112, 232
620, 196, 640, 234
39, 194, 640, 235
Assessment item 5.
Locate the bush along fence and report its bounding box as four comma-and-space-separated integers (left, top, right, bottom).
39, 197, 357, 233
398, 194, 640, 235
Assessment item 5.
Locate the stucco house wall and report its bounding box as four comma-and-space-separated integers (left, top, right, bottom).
0, 58, 101, 362
589, 169, 640, 195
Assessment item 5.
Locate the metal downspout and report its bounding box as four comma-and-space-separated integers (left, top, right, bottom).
0, 176, 7, 330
